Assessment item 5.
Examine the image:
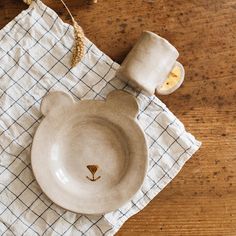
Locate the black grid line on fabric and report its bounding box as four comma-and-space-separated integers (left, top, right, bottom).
1, 188, 50, 235
0, 92, 78, 234
0, 97, 39, 128
148, 133, 181, 169
0, 6, 45, 64
0, 21, 18, 45
1, 221, 17, 236
103, 225, 115, 236
140, 110, 179, 166
61, 215, 84, 236
0, 161, 32, 198
55, 215, 84, 236
0, 99, 40, 146
0, 78, 38, 117
97, 217, 114, 236
35, 0, 120, 76
0, 48, 81, 153
0, 166, 39, 209
140, 184, 157, 201
0, 8, 76, 106
150, 96, 169, 111
0, 143, 31, 175
0, 200, 39, 236
0, 116, 41, 157
157, 121, 192, 154
18, 179, 85, 234
117, 197, 146, 220
0, 117, 32, 152
0, 78, 40, 122
144, 109, 192, 156
0, 5, 37, 61
138, 101, 164, 118
146, 173, 161, 188
116, 189, 150, 221
92, 62, 118, 100
25, 8, 117, 88
92, 71, 122, 101
148, 133, 184, 174
0, 14, 63, 105
11, 7, 120, 106
0, 185, 42, 235
147, 146, 191, 193
11, 18, 103, 102
145, 131, 181, 174
148, 118, 177, 147
21, 202, 58, 236
0, 107, 33, 139
82, 216, 104, 236
0, 0, 106, 97
0, 143, 63, 235
0, 18, 76, 151
116, 146, 192, 222
75, 61, 117, 100
0, 8, 52, 128
36, 201, 84, 235
140, 108, 184, 166
70, 53, 106, 92
36, 1, 110, 78
35, 0, 90, 51
39, 208, 72, 236
114, 107, 191, 222
0, 175, 63, 236
32, 51, 110, 103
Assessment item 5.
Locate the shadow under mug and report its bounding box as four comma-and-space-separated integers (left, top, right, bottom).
116, 31, 185, 96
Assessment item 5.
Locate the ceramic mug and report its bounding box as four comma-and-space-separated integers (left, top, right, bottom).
116, 31, 185, 96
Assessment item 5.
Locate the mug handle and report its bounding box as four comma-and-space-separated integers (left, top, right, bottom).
156, 61, 185, 95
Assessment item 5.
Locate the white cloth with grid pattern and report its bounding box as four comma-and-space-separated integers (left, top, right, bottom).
0, 1, 201, 235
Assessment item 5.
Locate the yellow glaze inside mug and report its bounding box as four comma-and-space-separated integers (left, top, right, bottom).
157, 61, 185, 95
159, 66, 181, 91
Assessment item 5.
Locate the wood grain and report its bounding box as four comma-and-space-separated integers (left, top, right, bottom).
1, 0, 236, 235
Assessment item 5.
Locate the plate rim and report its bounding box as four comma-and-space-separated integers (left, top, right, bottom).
31, 101, 148, 214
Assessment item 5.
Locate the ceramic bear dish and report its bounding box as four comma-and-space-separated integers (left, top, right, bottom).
31, 90, 148, 214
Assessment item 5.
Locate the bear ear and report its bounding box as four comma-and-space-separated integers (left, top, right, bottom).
41, 91, 74, 116
107, 90, 139, 118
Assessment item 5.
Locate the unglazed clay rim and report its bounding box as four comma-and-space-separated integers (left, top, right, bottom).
144, 31, 179, 56
31, 92, 148, 214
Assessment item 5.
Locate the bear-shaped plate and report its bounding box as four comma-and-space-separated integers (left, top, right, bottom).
31, 90, 148, 214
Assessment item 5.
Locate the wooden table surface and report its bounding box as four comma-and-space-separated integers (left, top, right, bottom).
1, 0, 236, 235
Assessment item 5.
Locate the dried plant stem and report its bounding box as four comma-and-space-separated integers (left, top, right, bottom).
23, 0, 85, 68
58, 0, 85, 68
23, 0, 32, 4
71, 19, 85, 67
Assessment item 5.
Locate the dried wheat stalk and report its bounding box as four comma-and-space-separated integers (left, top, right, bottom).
23, 0, 32, 4
23, 0, 85, 68
71, 18, 85, 67
60, 0, 85, 67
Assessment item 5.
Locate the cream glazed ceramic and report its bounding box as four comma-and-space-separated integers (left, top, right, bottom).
116, 31, 185, 95
31, 90, 148, 214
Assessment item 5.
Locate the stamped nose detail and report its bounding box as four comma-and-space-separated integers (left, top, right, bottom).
86, 165, 101, 182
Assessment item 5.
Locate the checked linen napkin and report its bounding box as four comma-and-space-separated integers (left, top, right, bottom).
0, 0, 201, 235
